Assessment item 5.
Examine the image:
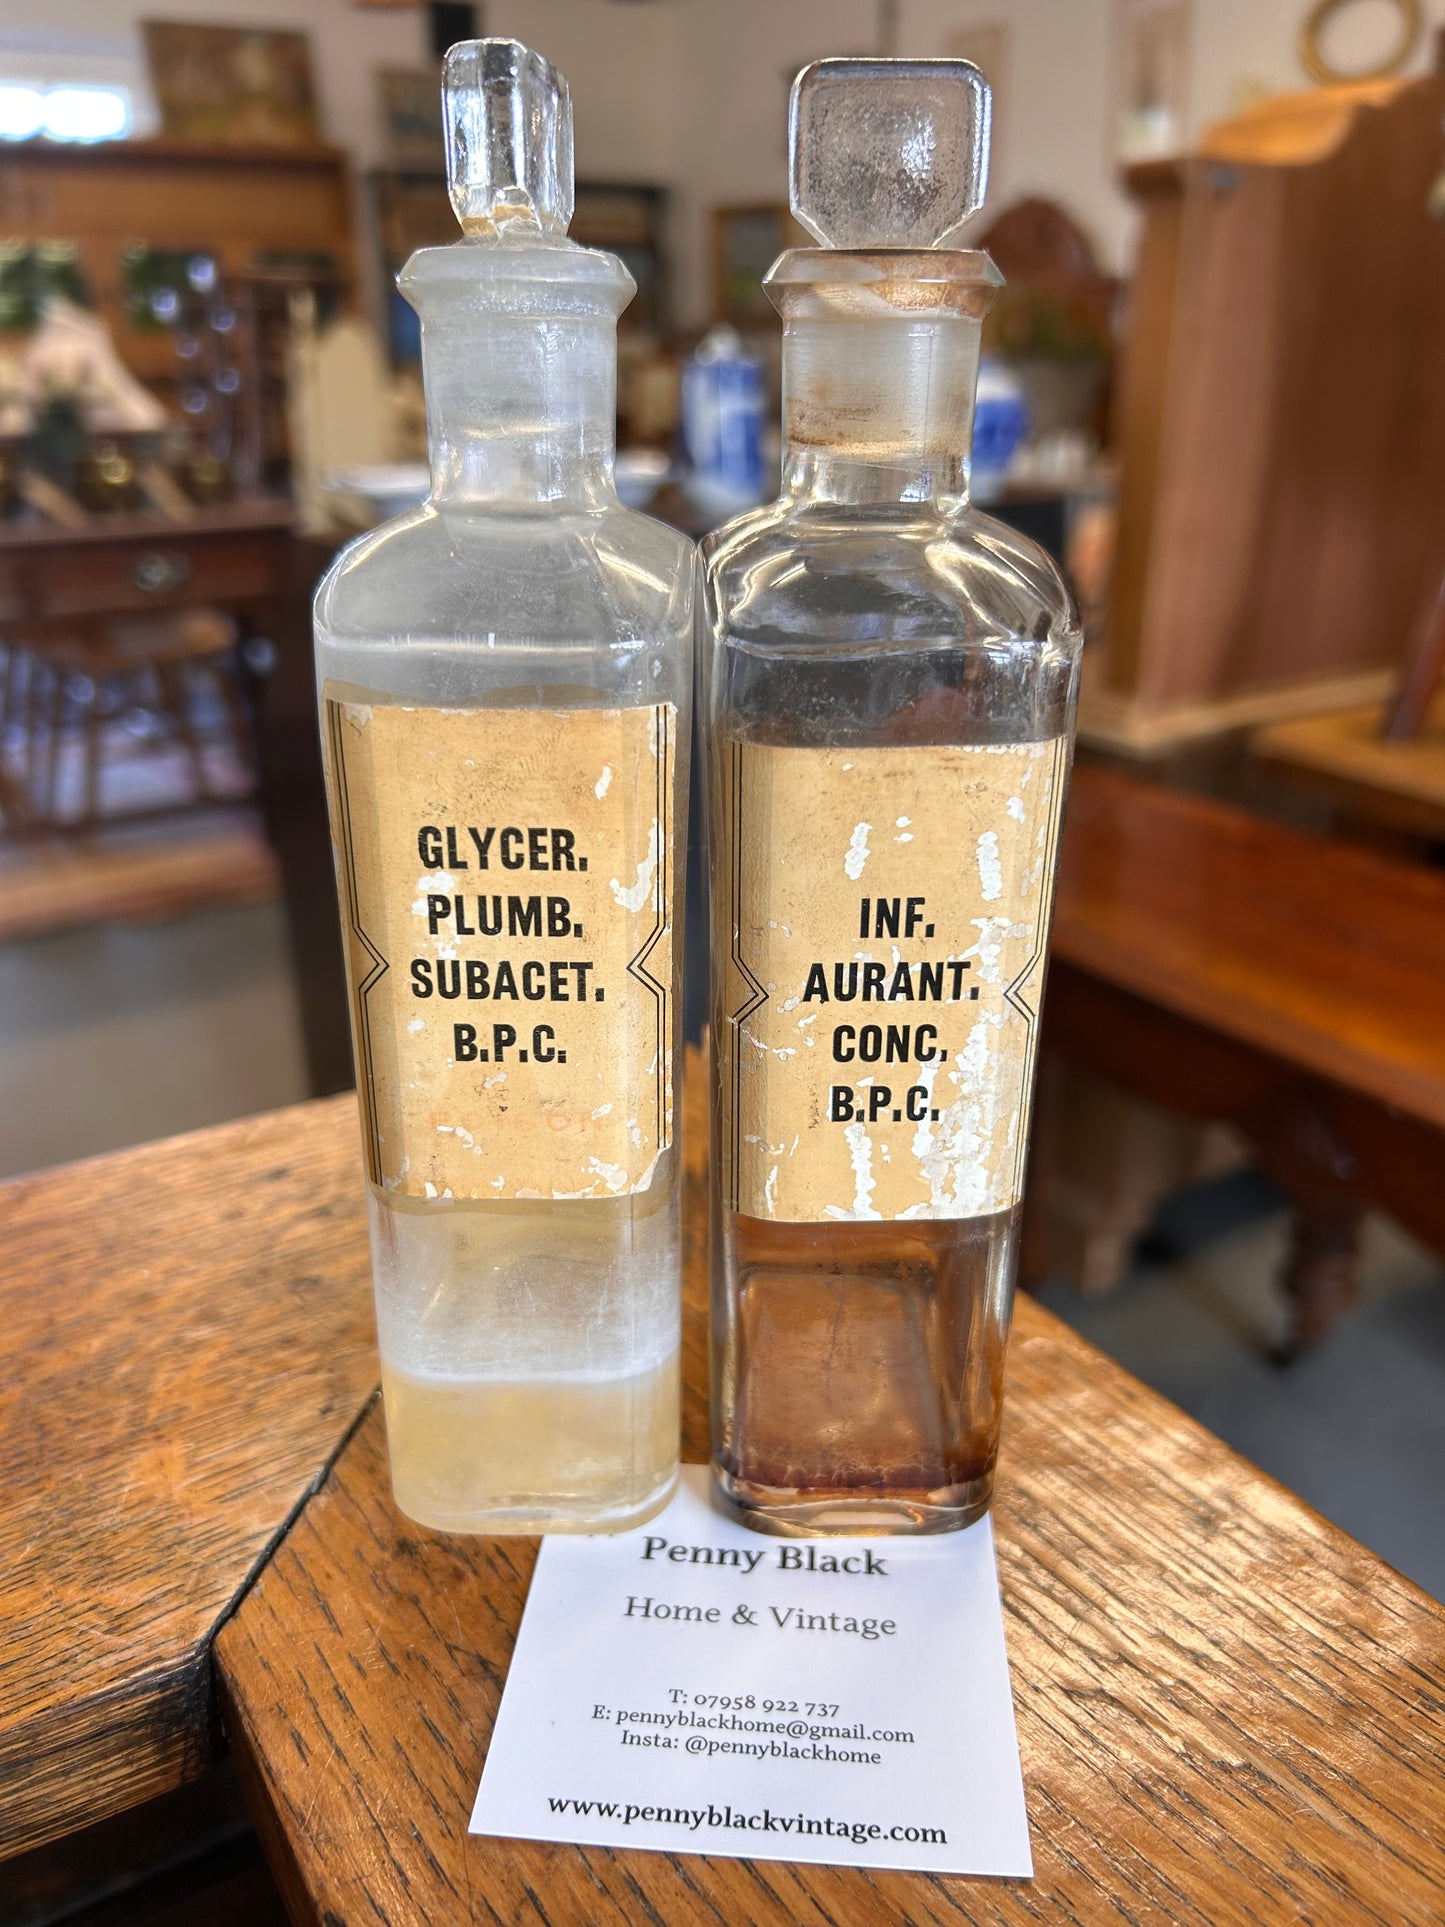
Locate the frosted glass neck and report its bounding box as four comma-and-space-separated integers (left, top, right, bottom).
768, 249, 999, 509
780, 313, 983, 507
419, 310, 616, 509
402, 239, 632, 511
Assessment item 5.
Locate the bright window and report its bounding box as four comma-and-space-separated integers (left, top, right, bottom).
0, 80, 130, 142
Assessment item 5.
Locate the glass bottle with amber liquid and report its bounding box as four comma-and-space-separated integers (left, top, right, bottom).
316, 41, 691, 1534
703, 59, 1080, 1535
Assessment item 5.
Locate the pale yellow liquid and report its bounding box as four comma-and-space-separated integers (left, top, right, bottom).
381, 1354, 680, 1534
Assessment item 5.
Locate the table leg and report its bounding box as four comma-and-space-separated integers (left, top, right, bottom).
1279, 1196, 1362, 1359
1245, 1090, 1365, 1358
1041, 969, 1445, 1357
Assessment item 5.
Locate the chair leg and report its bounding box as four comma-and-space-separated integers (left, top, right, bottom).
158, 660, 211, 804
80, 679, 104, 829
37, 661, 63, 829
17, 648, 39, 818
0, 644, 25, 831
216, 656, 256, 785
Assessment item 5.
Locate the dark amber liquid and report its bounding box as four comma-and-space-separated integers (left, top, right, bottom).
711, 1206, 1017, 1534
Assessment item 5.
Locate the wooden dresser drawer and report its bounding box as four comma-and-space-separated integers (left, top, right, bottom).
30, 532, 286, 620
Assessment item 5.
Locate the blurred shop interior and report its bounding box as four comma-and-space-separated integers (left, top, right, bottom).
0, 0, 1443, 1613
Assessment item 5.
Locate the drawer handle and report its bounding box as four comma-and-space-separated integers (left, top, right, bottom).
134, 553, 192, 593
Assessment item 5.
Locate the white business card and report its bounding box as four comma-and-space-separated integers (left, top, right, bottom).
470, 1467, 1031, 1878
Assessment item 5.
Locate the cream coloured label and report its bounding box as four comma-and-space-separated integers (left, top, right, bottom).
720, 738, 1068, 1223
325, 698, 675, 1201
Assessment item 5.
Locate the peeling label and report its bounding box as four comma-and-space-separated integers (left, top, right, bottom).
324, 697, 676, 1201
718, 738, 1068, 1223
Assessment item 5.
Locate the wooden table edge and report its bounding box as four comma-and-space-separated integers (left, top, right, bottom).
0, 1094, 375, 1862
1004, 1297, 1445, 1610
0, 1382, 382, 1865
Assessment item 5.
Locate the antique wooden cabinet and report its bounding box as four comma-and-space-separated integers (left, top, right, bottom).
1092, 63, 1445, 752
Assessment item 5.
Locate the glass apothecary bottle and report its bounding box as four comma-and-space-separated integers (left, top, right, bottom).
316, 41, 692, 1535
703, 59, 1080, 1536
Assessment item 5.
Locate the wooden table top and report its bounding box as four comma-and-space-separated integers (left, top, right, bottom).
0, 1097, 376, 1859
215, 1058, 1445, 1926
1054, 762, 1445, 1131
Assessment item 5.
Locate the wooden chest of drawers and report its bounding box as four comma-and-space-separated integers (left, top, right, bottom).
0, 500, 293, 637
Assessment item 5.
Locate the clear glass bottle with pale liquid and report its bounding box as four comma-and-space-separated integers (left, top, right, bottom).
316, 41, 691, 1533
703, 60, 1081, 1535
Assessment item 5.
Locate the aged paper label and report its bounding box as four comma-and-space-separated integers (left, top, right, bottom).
325, 698, 675, 1201
720, 738, 1068, 1223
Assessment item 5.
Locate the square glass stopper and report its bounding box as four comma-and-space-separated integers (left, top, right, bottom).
789, 58, 992, 251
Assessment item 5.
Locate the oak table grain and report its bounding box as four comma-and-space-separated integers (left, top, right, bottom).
216, 1058, 1445, 1926
0, 1097, 376, 1858
1044, 762, 1445, 1346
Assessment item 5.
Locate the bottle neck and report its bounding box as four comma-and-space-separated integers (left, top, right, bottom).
779, 311, 983, 509
774, 273, 994, 508
421, 311, 617, 510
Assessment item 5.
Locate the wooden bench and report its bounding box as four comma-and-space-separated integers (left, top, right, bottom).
1041, 762, 1445, 1348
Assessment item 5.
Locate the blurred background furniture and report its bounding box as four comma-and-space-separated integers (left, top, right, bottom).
0, 136, 357, 484
0, 500, 290, 833
1091, 58, 1445, 754
0, 136, 341, 952
1253, 553, 1445, 844
977, 194, 1118, 451
246, 532, 352, 1096
1254, 691, 1445, 844
9, 606, 245, 831
0, 502, 291, 957
970, 195, 1120, 573
1029, 764, 1445, 1351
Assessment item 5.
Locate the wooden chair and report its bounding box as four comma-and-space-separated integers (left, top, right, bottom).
2, 607, 253, 831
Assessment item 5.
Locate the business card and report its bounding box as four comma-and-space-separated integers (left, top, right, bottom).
470, 1467, 1031, 1877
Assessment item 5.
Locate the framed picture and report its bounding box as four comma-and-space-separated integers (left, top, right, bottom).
573, 184, 669, 335
712, 205, 806, 326
1112, 0, 1191, 163
142, 21, 321, 147
377, 67, 444, 171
